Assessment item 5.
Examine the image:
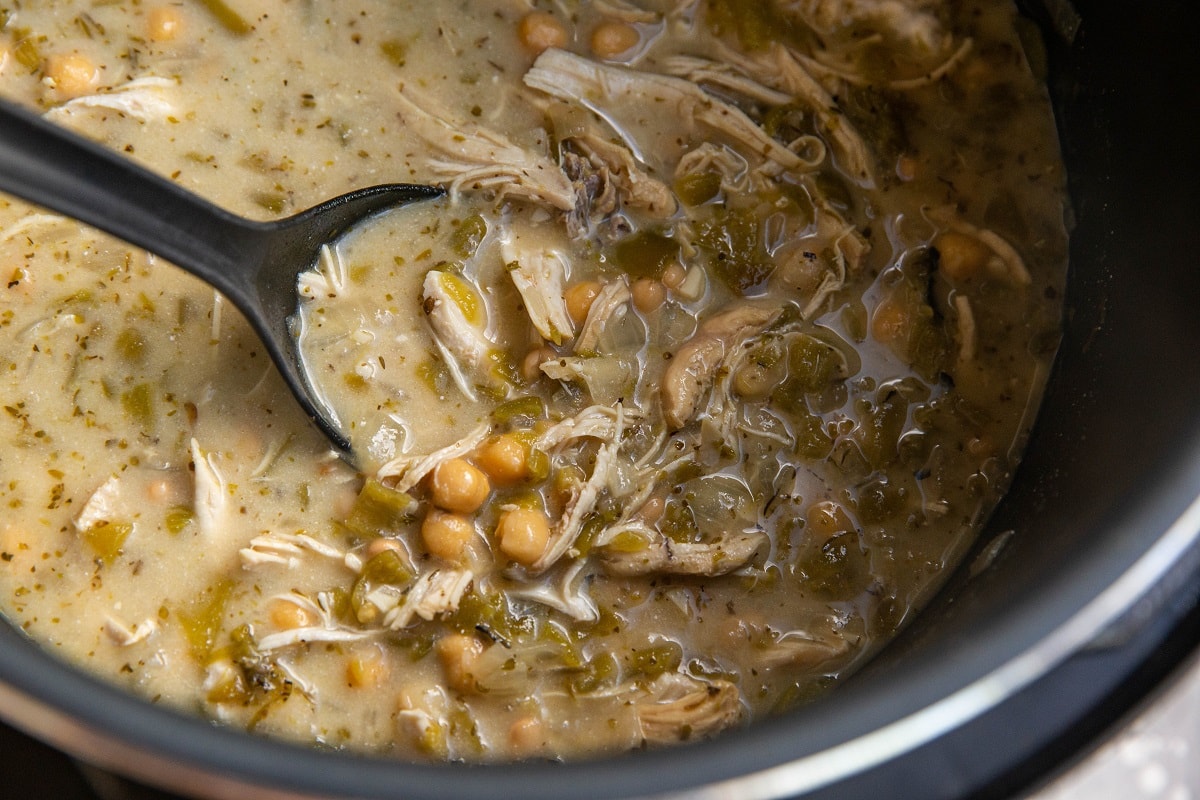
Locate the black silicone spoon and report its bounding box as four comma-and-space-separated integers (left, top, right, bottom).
0, 98, 442, 456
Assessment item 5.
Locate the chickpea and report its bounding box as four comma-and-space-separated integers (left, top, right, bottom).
147, 6, 185, 42
269, 599, 316, 630
421, 509, 475, 562
430, 458, 491, 513
661, 262, 687, 291
346, 645, 389, 688
781, 250, 825, 295
590, 21, 640, 59
934, 230, 991, 282
895, 153, 920, 182
496, 506, 551, 566
364, 536, 404, 560
564, 280, 602, 326
870, 297, 910, 347
508, 714, 546, 757
733, 359, 781, 400
436, 633, 484, 693
145, 477, 174, 502
474, 434, 530, 485
637, 494, 666, 525
518, 12, 568, 54
631, 278, 666, 314
44, 53, 98, 99
805, 501, 855, 538
521, 345, 555, 382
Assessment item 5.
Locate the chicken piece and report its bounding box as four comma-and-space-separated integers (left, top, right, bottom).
506, 559, 598, 622
661, 55, 793, 106
574, 278, 632, 355
926, 208, 1032, 286
661, 305, 780, 429
395, 89, 574, 211
631, 673, 742, 744
763, 632, 850, 668
44, 76, 176, 124
239, 531, 346, 569
596, 522, 767, 577
297, 244, 346, 301
254, 624, 377, 653
499, 228, 575, 345
524, 49, 815, 176
73, 475, 121, 533
531, 404, 631, 573
190, 439, 228, 539
103, 615, 158, 647
384, 568, 474, 630
780, 0, 948, 53
375, 422, 491, 492
568, 134, 677, 218
562, 149, 620, 238
953, 295, 977, 365
421, 270, 500, 400
540, 356, 636, 406
535, 403, 641, 452
691, 44, 874, 185
674, 143, 751, 194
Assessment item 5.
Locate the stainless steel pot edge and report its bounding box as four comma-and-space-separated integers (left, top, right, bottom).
639, 491, 1200, 800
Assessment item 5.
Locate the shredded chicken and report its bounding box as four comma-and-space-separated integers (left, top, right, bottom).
255, 592, 378, 652
927, 208, 1033, 286
420, 270, 499, 400
573, 278, 632, 355
661, 305, 781, 429
499, 227, 575, 345
756, 630, 850, 669
506, 559, 598, 621
631, 673, 742, 744
103, 615, 158, 646
383, 568, 474, 629
44, 76, 176, 123
596, 523, 767, 577
567, 134, 678, 218
535, 403, 639, 452
793, 37, 974, 90
689, 43, 875, 185
239, 531, 346, 569
73, 475, 121, 532
376, 422, 491, 491
780, 0, 949, 53
673, 143, 751, 194
395, 89, 574, 210
189, 439, 227, 538
531, 404, 630, 572
524, 49, 818, 176
297, 244, 347, 300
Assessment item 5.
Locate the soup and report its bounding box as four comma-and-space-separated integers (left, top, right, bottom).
0, 0, 1067, 761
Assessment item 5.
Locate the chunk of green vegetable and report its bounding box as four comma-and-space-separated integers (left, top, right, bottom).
343, 480, 418, 539
84, 521, 132, 564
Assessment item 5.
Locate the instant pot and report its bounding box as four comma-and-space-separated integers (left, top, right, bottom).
2, 0, 1199, 797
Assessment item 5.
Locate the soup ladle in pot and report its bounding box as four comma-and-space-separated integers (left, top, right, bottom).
0, 98, 441, 457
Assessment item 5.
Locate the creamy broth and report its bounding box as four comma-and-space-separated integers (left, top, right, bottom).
1, 0, 1066, 761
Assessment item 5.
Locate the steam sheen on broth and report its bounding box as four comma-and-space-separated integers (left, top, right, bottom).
0, 0, 1067, 761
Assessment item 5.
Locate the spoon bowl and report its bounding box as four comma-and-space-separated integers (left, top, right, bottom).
0, 98, 441, 454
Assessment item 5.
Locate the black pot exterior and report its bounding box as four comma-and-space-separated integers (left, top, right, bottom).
2, 2, 1199, 798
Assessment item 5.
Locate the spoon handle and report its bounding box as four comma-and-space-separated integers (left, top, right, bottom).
0, 98, 258, 300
